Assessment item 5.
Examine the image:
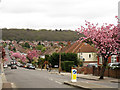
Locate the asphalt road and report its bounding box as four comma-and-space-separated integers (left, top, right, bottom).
4, 67, 79, 88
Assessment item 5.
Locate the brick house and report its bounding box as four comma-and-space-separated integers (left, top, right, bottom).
98, 55, 120, 65
59, 41, 97, 66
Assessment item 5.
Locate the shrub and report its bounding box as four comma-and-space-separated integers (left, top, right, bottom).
48, 53, 78, 69
62, 61, 74, 72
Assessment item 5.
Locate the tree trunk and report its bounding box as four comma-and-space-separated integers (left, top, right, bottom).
99, 57, 108, 79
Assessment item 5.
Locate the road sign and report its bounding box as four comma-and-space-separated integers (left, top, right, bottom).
71, 69, 77, 82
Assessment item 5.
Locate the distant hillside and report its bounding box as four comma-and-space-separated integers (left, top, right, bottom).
2, 28, 83, 41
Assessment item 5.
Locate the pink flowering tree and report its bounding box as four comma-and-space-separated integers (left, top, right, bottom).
2, 57, 8, 63
4, 57, 8, 61
11, 52, 21, 59
11, 52, 27, 63
27, 50, 39, 63
10, 51, 13, 54
20, 55, 27, 63
77, 17, 120, 79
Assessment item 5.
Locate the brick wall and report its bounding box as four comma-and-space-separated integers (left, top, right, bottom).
77, 66, 120, 78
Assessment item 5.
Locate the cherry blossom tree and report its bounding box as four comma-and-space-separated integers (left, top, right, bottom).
27, 50, 39, 63
11, 52, 21, 59
11, 52, 27, 63
10, 51, 13, 54
20, 54, 27, 63
77, 17, 120, 79
4, 57, 8, 61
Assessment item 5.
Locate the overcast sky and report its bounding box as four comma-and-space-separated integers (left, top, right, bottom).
0, 0, 119, 30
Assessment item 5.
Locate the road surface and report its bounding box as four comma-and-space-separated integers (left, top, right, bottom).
4, 47, 81, 89
4, 67, 80, 88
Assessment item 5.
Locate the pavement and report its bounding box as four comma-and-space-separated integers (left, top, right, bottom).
49, 71, 120, 90
1, 71, 15, 89
0, 74, 2, 90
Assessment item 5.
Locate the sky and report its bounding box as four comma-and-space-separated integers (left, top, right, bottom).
0, 0, 120, 30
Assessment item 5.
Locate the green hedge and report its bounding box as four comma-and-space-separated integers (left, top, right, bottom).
61, 61, 74, 72
47, 53, 79, 68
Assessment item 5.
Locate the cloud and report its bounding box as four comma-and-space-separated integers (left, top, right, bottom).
0, 0, 119, 30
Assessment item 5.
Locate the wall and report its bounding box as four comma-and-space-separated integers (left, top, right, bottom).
77, 66, 120, 78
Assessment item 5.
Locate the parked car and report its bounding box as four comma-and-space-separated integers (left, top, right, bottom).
3, 64, 8, 68
7, 63, 11, 67
27, 64, 32, 68
87, 63, 98, 68
11, 65, 17, 69
19, 63, 24, 67
23, 64, 27, 68
10, 61, 17, 65
17, 62, 23, 67
28, 65, 35, 70
25, 63, 32, 68
108, 62, 120, 69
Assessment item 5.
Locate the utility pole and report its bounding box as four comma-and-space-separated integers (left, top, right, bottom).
59, 47, 62, 73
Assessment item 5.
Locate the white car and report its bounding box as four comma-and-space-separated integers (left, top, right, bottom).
4, 64, 8, 68
108, 62, 120, 69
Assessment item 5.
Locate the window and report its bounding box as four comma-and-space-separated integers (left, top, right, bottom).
111, 55, 117, 63
89, 54, 91, 58
99, 56, 102, 64
80, 56, 83, 59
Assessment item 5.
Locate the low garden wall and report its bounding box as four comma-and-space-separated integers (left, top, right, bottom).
77, 66, 120, 78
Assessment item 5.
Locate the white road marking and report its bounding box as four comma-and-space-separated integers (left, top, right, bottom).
55, 81, 62, 84
49, 78, 53, 81
50, 78, 53, 81
49, 78, 62, 84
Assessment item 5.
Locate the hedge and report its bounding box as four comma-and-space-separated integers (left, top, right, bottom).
61, 61, 74, 72
47, 53, 79, 68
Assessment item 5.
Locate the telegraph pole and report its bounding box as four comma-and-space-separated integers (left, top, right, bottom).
59, 47, 62, 73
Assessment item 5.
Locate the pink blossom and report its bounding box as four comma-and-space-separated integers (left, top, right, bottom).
27, 50, 39, 61
11, 52, 21, 59
4, 58, 8, 61
76, 17, 120, 57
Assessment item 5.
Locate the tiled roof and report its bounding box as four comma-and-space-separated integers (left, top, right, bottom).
59, 41, 97, 53
43, 48, 59, 55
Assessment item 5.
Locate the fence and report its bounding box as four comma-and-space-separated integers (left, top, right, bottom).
77, 66, 120, 78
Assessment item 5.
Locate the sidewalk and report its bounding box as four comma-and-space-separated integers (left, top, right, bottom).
1, 71, 16, 89
49, 71, 120, 89
0, 74, 2, 90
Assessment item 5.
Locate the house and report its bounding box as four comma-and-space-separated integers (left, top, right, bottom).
59, 41, 97, 66
98, 55, 120, 65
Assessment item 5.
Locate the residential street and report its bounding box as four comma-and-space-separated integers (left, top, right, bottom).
3, 46, 80, 89
4, 67, 78, 88
3, 45, 119, 89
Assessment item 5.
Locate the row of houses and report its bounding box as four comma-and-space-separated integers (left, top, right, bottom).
3, 40, 120, 66
58, 41, 120, 66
